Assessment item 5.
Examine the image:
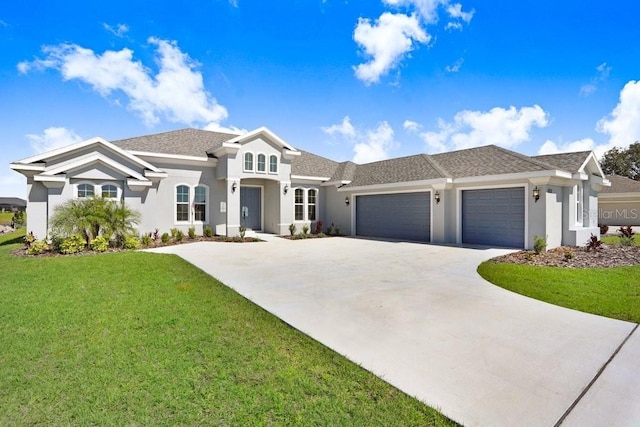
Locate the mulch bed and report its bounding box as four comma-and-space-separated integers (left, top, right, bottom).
491, 245, 640, 268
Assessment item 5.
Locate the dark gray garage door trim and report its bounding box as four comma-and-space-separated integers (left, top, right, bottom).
457, 185, 527, 248
354, 191, 432, 242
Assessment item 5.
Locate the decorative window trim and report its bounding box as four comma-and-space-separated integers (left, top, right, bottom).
243, 152, 254, 172
256, 153, 266, 173
174, 183, 209, 225
175, 184, 191, 224
293, 187, 319, 222
575, 183, 583, 226
76, 182, 95, 198
99, 182, 121, 200
269, 154, 279, 174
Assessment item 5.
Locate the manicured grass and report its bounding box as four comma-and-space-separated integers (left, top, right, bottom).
601, 233, 640, 246
478, 261, 640, 323
0, 212, 12, 225
0, 230, 455, 426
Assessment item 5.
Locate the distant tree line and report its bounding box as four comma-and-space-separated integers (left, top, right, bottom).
600, 142, 640, 180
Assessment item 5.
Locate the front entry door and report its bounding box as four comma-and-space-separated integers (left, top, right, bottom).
240, 186, 262, 230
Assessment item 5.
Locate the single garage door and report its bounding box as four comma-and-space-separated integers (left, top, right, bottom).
462, 188, 524, 248
356, 192, 430, 241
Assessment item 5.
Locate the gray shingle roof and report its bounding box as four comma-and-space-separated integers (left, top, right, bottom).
346, 154, 448, 187
0, 197, 26, 207
430, 145, 556, 178
112, 128, 239, 157
330, 161, 358, 182
290, 150, 339, 178
533, 151, 591, 174
601, 175, 640, 194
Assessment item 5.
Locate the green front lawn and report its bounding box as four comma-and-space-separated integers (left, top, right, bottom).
601, 233, 640, 246
478, 261, 640, 323
0, 230, 454, 426
0, 212, 12, 225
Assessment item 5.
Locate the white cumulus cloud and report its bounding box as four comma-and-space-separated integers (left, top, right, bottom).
403, 119, 422, 132
18, 38, 230, 129
354, 1, 473, 85
353, 13, 429, 85
597, 80, 640, 148
418, 105, 549, 152
445, 57, 463, 72
323, 116, 398, 163
26, 127, 84, 153
538, 138, 597, 156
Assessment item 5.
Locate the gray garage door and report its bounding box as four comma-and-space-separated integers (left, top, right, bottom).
462, 188, 524, 248
356, 192, 430, 242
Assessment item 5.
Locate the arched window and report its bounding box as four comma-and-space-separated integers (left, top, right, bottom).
294, 189, 304, 221
307, 189, 317, 221
101, 184, 118, 199
257, 153, 266, 172
244, 152, 254, 172
194, 185, 207, 222
176, 185, 190, 222
269, 155, 278, 173
77, 183, 94, 198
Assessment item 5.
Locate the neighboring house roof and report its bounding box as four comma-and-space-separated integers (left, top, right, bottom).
113, 128, 239, 158
291, 150, 340, 178
601, 175, 640, 194
0, 197, 26, 207
533, 151, 592, 174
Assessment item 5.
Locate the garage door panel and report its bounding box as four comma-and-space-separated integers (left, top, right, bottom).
462, 188, 524, 248
356, 193, 430, 242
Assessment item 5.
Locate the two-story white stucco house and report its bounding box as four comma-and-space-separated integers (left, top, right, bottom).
10, 126, 610, 249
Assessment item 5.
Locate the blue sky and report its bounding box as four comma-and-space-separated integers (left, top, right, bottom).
2, 0, 639, 197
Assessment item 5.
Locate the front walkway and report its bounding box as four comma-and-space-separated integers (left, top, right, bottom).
147, 237, 639, 426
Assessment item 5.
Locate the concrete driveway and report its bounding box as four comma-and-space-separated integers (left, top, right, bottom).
148, 236, 639, 426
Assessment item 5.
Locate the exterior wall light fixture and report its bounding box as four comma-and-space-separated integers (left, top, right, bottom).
533, 186, 540, 203
434, 190, 441, 204
283, 184, 289, 195
345, 196, 350, 206
231, 182, 237, 193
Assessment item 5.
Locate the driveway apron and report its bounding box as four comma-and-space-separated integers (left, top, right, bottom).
147, 237, 638, 426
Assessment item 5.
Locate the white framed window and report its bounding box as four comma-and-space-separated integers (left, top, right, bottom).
308, 189, 317, 221
77, 183, 95, 198
293, 187, 319, 222
176, 185, 190, 222
575, 183, 583, 225
269, 155, 278, 174
244, 152, 254, 172
194, 185, 208, 222
294, 188, 304, 221
101, 184, 118, 199
257, 153, 266, 173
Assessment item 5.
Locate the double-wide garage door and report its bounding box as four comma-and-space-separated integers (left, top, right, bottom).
462, 188, 524, 248
356, 192, 430, 242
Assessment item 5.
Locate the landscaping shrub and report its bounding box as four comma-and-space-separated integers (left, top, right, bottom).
140, 233, 153, 247
239, 225, 246, 239
188, 226, 196, 239
334, 224, 341, 235
11, 211, 25, 228
327, 223, 335, 235
585, 234, 603, 252
170, 228, 179, 239
90, 235, 109, 252
599, 223, 609, 235
124, 235, 141, 250
533, 235, 547, 254
564, 250, 574, 261
289, 223, 296, 236
203, 225, 213, 237
618, 226, 635, 246
174, 230, 184, 242
161, 232, 170, 244
314, 220, 323, 235
302, 224, 309, 235
23, 231, 36, 248
26, 240, 49, 255
60, 234, 86, 254
152, 228, 160, 241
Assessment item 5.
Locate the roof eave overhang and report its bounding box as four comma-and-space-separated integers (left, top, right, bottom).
321, 180, 352, 187
338, 178, 453, 192
291, 174, 330, 182
10, 163, 46, 177
33, 174, 66, 189
283, 149, 301, 160
455, 170, 572, 185
210, 142, 240, 157
226, 126, 296, 151
599, 192, 640, 199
